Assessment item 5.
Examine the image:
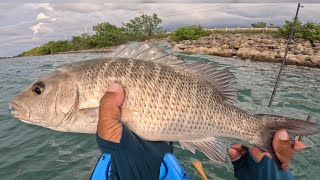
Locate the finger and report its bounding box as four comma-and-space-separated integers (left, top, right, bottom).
100, 83, 125, 108
264, 152, 272, 159
230, 144, 248, 155
228, 148, 242, 162
249, 146, 271, 162
97, 83, 125, 143
273, 129, 295, 170
293, 141, 305, 151
282, 163, 290, 171
99, 83, 125, 121
272, 129, 289, 151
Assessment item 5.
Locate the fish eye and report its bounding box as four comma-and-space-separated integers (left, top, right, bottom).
32, 82, 45, 95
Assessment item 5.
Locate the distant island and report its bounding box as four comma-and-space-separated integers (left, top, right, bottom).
17, 14, 320, 68
0, 56, 13, 59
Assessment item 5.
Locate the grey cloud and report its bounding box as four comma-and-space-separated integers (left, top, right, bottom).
1, 3, 320, 57
104, 3, 142, 11
222, 4, 295, 19
4, 0, 320, 3
51, 4, 106, 13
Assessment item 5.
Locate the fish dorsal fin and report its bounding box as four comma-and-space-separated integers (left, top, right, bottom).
175, 62, 237, 104
111, 43, 237, 104
180, 137, 227, 163
110, 42, 184, 65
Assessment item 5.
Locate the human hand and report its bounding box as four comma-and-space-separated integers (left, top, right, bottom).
228, 129, 305, 170
97, 83, 125, 143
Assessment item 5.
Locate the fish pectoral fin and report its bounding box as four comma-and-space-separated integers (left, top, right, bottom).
179, 137, 227, 163
77, 108, 99, 123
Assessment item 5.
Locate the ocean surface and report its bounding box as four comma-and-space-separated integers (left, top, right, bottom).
0, 52, 319, 180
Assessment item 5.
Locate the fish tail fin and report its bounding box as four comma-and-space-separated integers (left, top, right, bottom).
255, 114, 318, 166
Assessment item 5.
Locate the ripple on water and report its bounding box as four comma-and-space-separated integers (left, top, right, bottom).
0, 52, 319, 179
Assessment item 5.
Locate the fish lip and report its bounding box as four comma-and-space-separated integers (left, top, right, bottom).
9, 101, 30, 121
9, 101, 43, 126
9, 101, 25, 113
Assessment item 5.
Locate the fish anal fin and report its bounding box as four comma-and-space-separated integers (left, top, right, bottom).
180, 137, 227, 163
180, 141, 197, 154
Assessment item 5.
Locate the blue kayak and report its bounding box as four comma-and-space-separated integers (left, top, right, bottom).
90, 153, 190, 180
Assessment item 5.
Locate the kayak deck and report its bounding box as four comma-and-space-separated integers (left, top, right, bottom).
91, 153, 190, 180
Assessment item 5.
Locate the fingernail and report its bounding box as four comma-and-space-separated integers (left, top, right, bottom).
281, 163, 289, 170
108, 83, 120, 92
278, 130, 289, 140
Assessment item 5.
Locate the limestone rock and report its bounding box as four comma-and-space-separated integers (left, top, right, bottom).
172, 44, 186, 52
221, 44, 230, 49
236, 48, 260, 59
173, 33, 319, 68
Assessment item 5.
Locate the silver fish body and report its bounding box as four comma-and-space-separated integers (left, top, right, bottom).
64, 58, 257, 140
10, 43, 318, 163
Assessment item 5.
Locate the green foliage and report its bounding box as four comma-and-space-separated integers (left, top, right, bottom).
20, 13, 164, 56
123, 13, 162, 37
92, 22, 127, 48
251, 22, 267, 28
302, 22, 320, 41
278, 20, 303, 38
46, 41, 73, 54
150, 32, 170, 39
278, 20, 320, 41
170, 25, 211, 42
71, 33, 96, 50
19, 41, 72, 56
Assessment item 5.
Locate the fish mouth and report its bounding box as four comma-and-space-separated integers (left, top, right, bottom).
9, 101, 44, 126
9, 101, 31, 123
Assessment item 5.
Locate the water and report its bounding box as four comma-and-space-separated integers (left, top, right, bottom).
0, 53, 319, 180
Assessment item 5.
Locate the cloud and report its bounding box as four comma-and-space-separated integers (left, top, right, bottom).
5, 0, 320, 2
31, 22, 54, 35
36, 12, 50, 20
1, 3, 320, 57
25, 3, 54, 11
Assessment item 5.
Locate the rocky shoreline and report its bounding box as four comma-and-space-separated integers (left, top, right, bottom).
58, 47, 115, 54
172, 34, 320, 68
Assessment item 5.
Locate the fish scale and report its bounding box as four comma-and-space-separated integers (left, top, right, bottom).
10, 43, 318, 165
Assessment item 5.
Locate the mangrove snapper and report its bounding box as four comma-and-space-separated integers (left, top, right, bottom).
10, 43, 318, 163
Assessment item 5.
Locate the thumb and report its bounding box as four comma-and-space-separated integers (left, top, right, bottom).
100, 83, 125, 108
97, 83, 125, 143
273, 130, 295, 170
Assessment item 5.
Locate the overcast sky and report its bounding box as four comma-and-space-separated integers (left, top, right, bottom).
1, 2, 320, 57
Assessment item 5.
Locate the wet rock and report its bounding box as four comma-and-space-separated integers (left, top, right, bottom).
221, 44, 230, 49
184, 40, 192, 45
310, 56, 320, 65
268, 44, 278, 49
172, 34, 319, 68
302, 41, 313, 48
236, 48, 260, 59
172, 44, 186, 52
301, 48, 314, 55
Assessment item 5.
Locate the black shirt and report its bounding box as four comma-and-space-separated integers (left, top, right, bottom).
96, 125, 173, 180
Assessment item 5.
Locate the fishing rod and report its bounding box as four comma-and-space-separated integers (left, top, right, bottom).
267, 3, 312, 141
268, 3, 302, 108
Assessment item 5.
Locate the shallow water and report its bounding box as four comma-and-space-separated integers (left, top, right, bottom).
0, 53, 319, 180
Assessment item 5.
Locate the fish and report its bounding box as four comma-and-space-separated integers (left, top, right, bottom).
10, 43, 318, 164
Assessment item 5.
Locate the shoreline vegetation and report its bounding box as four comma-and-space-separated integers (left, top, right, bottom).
15, 14, 320, 68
